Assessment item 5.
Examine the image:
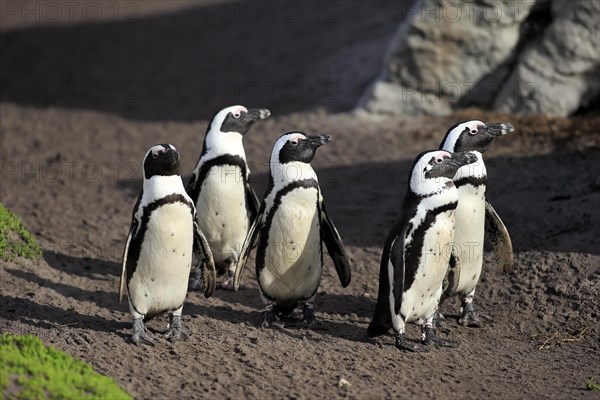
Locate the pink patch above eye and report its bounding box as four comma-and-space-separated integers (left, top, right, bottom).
467, 120, 484, 133
288, 133, 306, 142
232, 105, 248, 115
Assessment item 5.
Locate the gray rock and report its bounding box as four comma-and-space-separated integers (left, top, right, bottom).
493, 0, 600, 116
358, 0, 600, 116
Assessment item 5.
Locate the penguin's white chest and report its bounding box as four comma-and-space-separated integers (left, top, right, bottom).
260, 187, 322, 304
453, 184, 486, 294
402, 210, 456, 322
195, 165, 248, 263
129, 202, 193, 317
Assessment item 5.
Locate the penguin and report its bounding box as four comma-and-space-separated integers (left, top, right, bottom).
233, 132, 351, 327
368, 150, 478, 352
438, 120, 514, 327
119, 144, 216, 345
186, 105, 270, 290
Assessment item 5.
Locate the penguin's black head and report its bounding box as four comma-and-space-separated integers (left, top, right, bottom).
209, 105, 271, 136
273, 132, 331, 164
143, 144, 180, 179
410, 150, 478, 194
425, 151, 479, 179
440, 120, 514, 153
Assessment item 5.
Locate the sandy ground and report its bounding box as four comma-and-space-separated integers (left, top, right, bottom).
1, 2, 600, 399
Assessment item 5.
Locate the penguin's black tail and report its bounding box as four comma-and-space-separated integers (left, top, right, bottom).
368, 223, 405, 338
367, 297, 392, 337
367, 253, 393, 337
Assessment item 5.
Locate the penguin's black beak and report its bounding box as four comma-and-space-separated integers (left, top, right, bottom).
306, 134, 331, 148
482, 122, 514, 137
245, 108, 271, 121
448, 151, 478, 168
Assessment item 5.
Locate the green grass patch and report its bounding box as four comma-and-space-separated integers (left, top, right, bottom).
0, 203, 42, 262
0, 334, 130, 400
587, 377, 600, 391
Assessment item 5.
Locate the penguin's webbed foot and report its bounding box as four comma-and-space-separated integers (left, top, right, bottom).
300, 303, 317, 328
421, 326, 458, 348
433, 310, 451, 333
395, 332, 425, 352
163, 315, 188, 342
217, 274, 235, 291
189, 267, 205, 292
459, 302, 482, 328
132, 318, 155, 346
189, 278, 204, 291
217, 264, 236, 291
262, 308, 285, 329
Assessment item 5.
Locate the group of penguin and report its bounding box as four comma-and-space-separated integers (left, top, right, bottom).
119, 105, 514, 352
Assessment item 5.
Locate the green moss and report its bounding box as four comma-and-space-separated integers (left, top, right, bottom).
0, 334, 130, 400
587, 377, 600, 391
0, 203, 42, 262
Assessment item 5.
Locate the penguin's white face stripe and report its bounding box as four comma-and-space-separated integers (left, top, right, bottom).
145, 144, 176, 161
441, 120, 485, 152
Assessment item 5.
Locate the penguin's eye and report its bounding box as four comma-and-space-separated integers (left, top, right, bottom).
290, 140, 298, 146
435, 157, 444, 164
152, 152, 159, 159
470, 129, 478, 135
233, 112, 241, 118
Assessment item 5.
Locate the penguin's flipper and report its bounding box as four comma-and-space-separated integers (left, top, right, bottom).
245, 180, 260, 223
120, 195, 142, 303
320, 202, 351, 287
193, 220, 217, 298
390, 233, 406, 316
119, 227, 134, 303
233, 204, 263, 291
185, 171, 196, 197
485, 201, 513, 272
